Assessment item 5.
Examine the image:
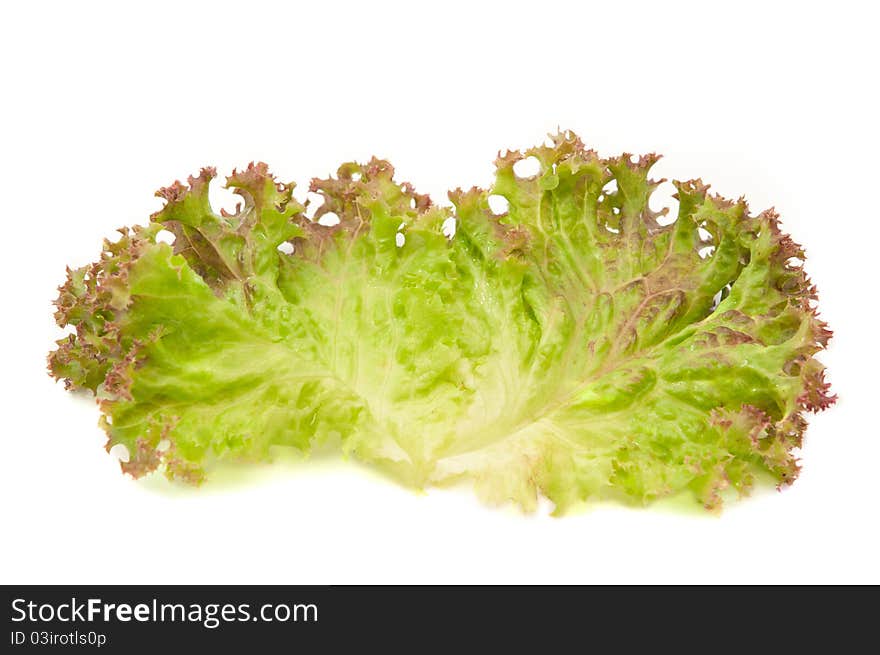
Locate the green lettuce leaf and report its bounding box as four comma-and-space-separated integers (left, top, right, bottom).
48, 133, 834, 512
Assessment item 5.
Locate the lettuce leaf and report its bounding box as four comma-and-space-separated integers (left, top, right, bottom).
48, 133, 834, 512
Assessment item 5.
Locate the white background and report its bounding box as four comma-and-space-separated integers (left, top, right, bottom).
1, 1, 877, 584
